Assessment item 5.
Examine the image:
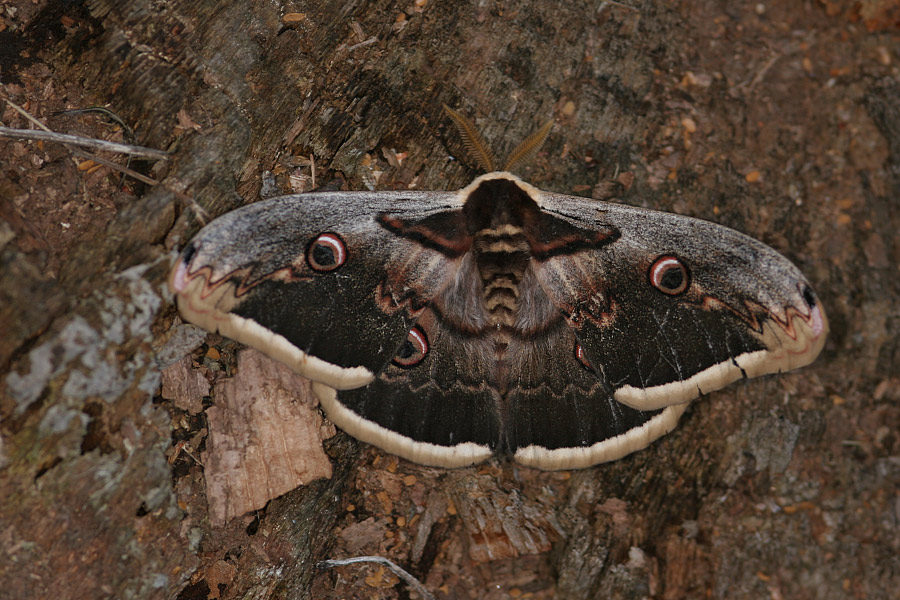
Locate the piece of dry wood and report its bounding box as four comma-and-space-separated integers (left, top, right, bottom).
449, 473, 564, 563
203, 348, 335, 525
160, 355, 209, 414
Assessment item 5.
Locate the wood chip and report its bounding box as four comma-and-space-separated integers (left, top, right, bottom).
449, 474, 563, 562
160, 355, 209, 414
203, 349, 334, 525
339, 517, 388, 553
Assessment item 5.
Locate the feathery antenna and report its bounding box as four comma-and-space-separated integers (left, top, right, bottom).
503, 119, 553, 171
443, 105, 497, 172
443, 105, 553, 173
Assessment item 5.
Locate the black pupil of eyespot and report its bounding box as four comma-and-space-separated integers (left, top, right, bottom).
660, 266, 683, 290
312, 243, 335, 266
397, 340, 416, 359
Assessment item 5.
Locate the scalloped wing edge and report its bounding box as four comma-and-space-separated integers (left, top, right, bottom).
312, 382, 495, 468
614, 299, 827, 411
170, 258, 375, 390
514, 403, 689, 470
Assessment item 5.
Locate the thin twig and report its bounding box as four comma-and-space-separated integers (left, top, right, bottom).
743, 52, 780, 92
600, 0, 640, 12
73, 149, 160, 185
0, 126, 169, 160
3, 98, 168, 185
52, 106, 142, 186
318, 556, 435, 600
53, 106, 135, 142
346, 36, 378, 51
53, 106, 136, 152
5, 98, 52, 131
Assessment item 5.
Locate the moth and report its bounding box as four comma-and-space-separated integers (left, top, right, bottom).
169, 112, 827, 470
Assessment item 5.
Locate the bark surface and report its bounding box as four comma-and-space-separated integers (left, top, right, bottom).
1, 1, 898, 598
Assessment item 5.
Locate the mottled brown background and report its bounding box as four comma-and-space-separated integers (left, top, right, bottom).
1, 1, 898, 599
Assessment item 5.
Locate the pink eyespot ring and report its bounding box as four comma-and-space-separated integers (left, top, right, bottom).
306, 232, 347, 272
649, 255, 690, 295
392, 326, 429, 368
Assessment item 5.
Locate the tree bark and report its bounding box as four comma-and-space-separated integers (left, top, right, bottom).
1, 1, 898, 599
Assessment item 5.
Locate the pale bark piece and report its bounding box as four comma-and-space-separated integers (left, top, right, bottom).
411, 490, 449, 562
339, 517, 389, 554
203, 348, 335, 525
449, 474, 564, 563
160, 355, 209, 414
